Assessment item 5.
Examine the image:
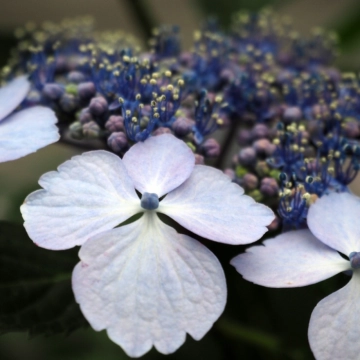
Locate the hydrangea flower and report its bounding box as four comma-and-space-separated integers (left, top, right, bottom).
21, 134, 274, 357
231, 192, 360, 360
0, 76, 59, 162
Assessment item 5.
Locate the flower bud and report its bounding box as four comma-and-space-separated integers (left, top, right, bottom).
202, 138, 220, 158
42, 83, 64, 101
253, 139, 276, 156
238, 147, 256, 165
251, 124, 269, 139
194, 154, 204, 165
79, 108, 93, 124
107, 132, 128, 153
238, 129, 252, 146
105, 115, 124, 132
260, 177, 279, 197
283, 106, 302, 122
242, 173, 258, 190
59, 93, 78, 113
172, 117, 194, 137
89, 96, 108, 117
78, 82, 96, 100
67, 71, 86, 84
83, 121, 101, 138
223, 168, 235, 180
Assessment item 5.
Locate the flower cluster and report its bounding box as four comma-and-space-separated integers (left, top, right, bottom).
5, 9, 360, 360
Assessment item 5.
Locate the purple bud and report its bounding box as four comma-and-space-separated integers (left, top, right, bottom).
267, 216, 280, 231
238, 129, 252, 146
67, 71, 86, 84
255, 161, 269, 177
89, 96, 108, 117
343, 120, 360, 138
242, 173, 258, 190
172, 117, 194, 137
260, 177, 279, 197
202, 138, 220, 158
220, 68, 235, 83
42, 83, 64, 101
153, 127, 172, 136
238, 147, 256, 165
107, 132, 128, 153
105, 115, 124, 132
283, 106, 302, 122
224, 168, 235, 180
83, 121, 101, 138
251, 124, 269, 139
79, 108, 93, 124
78, 82, 96, 100
253, 139, 276, 156
59, 93, 78, 113
194, 154, 204, 165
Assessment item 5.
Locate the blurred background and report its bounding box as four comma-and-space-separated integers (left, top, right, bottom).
0, 0, 359, 359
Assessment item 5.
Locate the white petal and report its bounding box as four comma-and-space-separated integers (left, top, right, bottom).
0, 76, 30, 122
21, 150, 141, 250
160, 165, 274, 245
122, 134, 195, 197
231, 229, 350, 287
73, 212, 226, 357
0, 106, 59, 162
308, 192, 360, 256
308, 271, 360, 360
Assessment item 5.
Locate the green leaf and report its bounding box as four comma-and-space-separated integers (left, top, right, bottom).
0, 222, 88, 336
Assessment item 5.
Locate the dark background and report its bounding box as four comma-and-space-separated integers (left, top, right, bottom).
0, 1, 359, 359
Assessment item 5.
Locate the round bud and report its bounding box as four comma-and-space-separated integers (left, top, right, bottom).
89, 96, 108, 117
59, 93, 78, 113
242, 173, 258, 190
82, 120, 101, 138
78, 82, 96, 100
260, 177, 279, 197
107, 132, 128, 153
105, 115, 124, 132
194, 154, 204, 165
237, 129, 252, 146
172, 117, 194, 137
223, 168, 235, 180
251, 124, 269, 139
67, 71, 86, 84
79, 108, 93, 124
238, 147, 256, 165
202, 138, 220, 158
283, 106, 302, 122
253, 139, 276, 156
42, 83, 64, 101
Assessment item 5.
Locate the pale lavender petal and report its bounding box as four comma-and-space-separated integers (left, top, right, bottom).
21, 150, 140, 250
308, 272, 360, 360
0, 76, 30, 122
0, 106, 59, 162
160, 165, 274, 245
73, 212, 226, 357
231, 229, 350, 287
308, 192, 360, 256
122, 134, 195, 197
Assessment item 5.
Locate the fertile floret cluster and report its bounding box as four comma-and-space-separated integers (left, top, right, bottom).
2, 9, 359, 230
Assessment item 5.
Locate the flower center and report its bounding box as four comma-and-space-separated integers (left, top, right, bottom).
349, 252, 360, 269
141, 192, 159, 210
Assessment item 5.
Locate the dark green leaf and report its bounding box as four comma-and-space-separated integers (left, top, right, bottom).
0, 222, 88, 336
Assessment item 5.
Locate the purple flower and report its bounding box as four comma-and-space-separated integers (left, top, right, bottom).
231, 192, 360, 360
0, 76, 59, 162
21, 134, 274, 357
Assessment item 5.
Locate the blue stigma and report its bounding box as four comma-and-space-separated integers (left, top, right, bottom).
349, 252, 360, 269
141, 192, 159, 210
